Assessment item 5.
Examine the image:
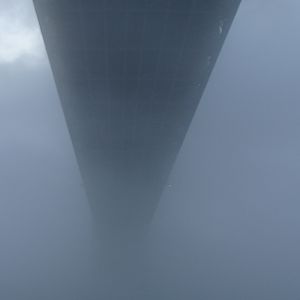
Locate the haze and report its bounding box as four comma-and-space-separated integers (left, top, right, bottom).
1, 0, 300, 299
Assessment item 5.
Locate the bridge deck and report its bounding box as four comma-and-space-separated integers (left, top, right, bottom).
34, 0, 240, 230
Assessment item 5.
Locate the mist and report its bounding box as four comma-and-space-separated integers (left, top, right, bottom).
1, 0, 300, 299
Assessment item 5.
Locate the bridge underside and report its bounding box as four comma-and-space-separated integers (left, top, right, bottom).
34, 0, 240, 231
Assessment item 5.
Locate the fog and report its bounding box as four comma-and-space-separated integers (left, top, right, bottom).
1, 0, 300, 299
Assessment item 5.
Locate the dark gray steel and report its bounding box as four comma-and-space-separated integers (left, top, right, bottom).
34, 0, 240, 231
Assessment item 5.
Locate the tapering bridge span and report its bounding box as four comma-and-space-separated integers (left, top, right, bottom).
34, 0, 240, 232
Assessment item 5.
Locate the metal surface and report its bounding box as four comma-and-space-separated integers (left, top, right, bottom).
34, 0, 240, 231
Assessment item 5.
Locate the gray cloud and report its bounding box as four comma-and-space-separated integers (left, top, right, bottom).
0, 0, 45, 64
1, 0, 300, 299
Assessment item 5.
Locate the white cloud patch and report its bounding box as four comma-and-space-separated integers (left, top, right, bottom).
0, 1, 45, 65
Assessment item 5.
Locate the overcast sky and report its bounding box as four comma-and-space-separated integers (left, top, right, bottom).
1, 0, 300, 299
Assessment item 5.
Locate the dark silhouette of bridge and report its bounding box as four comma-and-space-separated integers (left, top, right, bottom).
34, 0, 240, 232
